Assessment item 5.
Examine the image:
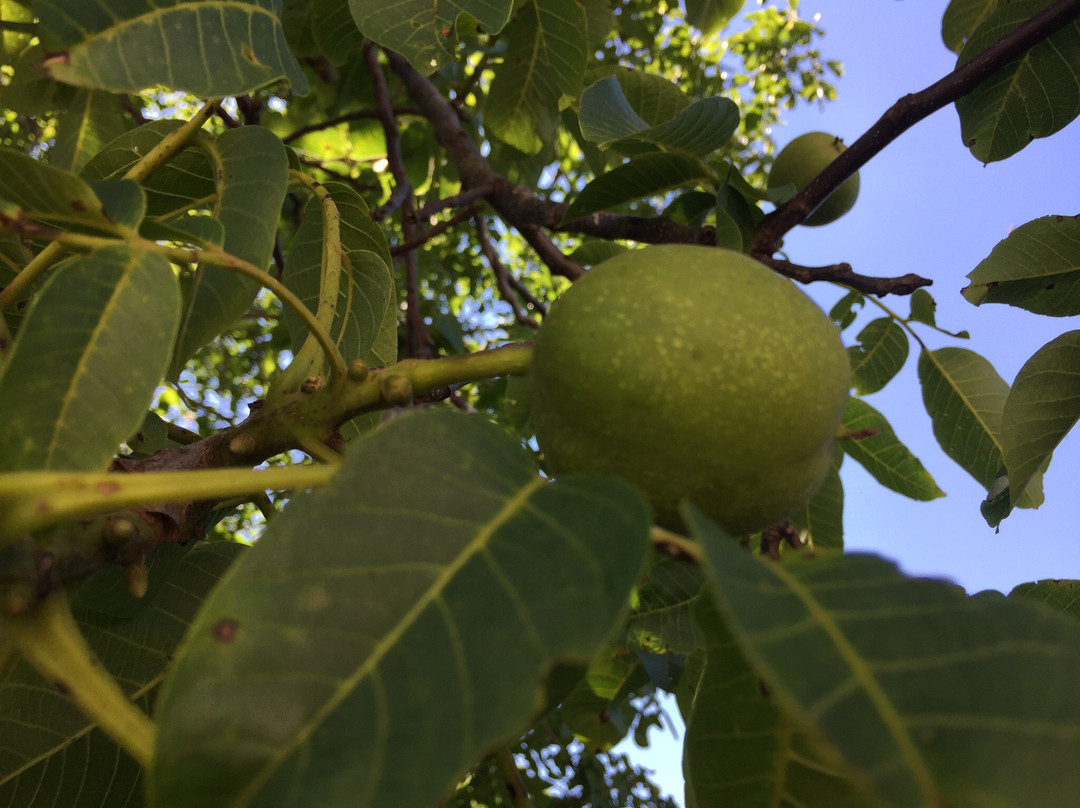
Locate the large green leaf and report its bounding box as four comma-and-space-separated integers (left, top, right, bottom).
684, 595, 871, 808
1010, 579, 1080, 621
0, 148, 123, 234
309, 0, 366, 65
955, 1, 1080, 162
839, 399, 944, 501
579, 75, 739, 155
150, 409, 651, 808
847, 317, 909, 395
692, 508, 1080, 808
0, 542, 244, 806
169, 126, 289, 377
82, 121, 217, 219
563, 153, 708, 221
36, 0, 309, 96
1000, 331, 1080, 505
349, 0, 514, 72
917, 346, 1006, 489
50, 89, 130, 174
283, 181, 395, 365
0, 245, 180, 472
485, 0, 588, 155
962, 215, 1080, 315
941, 0, 997, 54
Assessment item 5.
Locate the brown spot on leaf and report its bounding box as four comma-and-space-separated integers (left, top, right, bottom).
211, 617, 239, 642
71, 200, 86, 212
96, 481, 121, 495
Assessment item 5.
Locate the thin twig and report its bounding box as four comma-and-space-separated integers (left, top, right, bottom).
390, 203, 483, 256
475, 215, 540, 329
365, 44, 431, 357
414, 185, 495, 219
760, 256, 931, 296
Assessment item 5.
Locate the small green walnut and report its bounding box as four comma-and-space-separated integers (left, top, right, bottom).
767, 131, 860, 226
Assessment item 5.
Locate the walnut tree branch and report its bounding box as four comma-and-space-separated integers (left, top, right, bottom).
753, 0, 1080, 254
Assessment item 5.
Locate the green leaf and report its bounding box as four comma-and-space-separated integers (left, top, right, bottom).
908, 288, 937, 326
955, 1, 1080, 162
0, 245, 180, 472
1001, 330, 1080, 505
621, 553, 706, 655
283, 181, 395, 365
0, 542, 244, 804
559, 645, 650, 751
962, 215, 1080, 316
150, 410, 651, 808
349, 0, 514, 72
684, 0, 746, 37
310, 0, 365, 65
0, 147, 122, 234
0, 230, 32, 339
917, 346, 1008, 490
829, 290, 865, 332
941, 0, 997, 54
37, 0, 309, 96
169, 126, 289, 377
86, 179, 147, 230
578, 75, 739, 155
693, 508, 1080, 808
562, 153, 708, 221
485, 0, 588, 155
82, 120, 218, 219
847, 317, 909, 395
840, 398, 945, 501
789, 449, 845, 550
684, 594, 871, 808
1010, 580, 1080, 621
50, 89, 129, 174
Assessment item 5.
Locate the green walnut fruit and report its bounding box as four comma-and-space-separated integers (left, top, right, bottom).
529, 244, 850, 535
767, 131, 860, 227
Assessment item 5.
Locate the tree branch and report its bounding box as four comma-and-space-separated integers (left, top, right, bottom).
753, 0, 1080, 253
475, 215, 540, 329
759, 256, 931, 296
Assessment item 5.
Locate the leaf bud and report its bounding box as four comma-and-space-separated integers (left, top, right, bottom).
347, 359, 369, 382
381, 374, 414, 406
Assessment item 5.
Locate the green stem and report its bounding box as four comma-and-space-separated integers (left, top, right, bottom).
493, 747, 535, 808
52, 231, 346, 381
0, 464, 337, 541
8, 592, 156, 768
274, 172, 346, 391
0, 99, 219, 314
650, 525, 704, 564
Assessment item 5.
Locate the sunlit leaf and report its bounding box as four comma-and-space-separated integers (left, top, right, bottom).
684, 0, 746, 36
847, 317, 909, 395
0, 542, 244, 804
917, 346, 1007, 489
955, 1, 1080, 162
579, 75, 739, 155
693, 508, 1080, 808
349, 0, 514, 72
840, 398, 944, 501
37, 0, 309, 96
908, 288, 937, 326
485, 0, 588, 155
0, 245, 180, 472
151, 410, 651, 808
1000, 330, 1080, 505
962, 215, 1080, 315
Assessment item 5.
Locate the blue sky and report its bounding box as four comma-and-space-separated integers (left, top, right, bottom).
622, 1, 1080, 798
